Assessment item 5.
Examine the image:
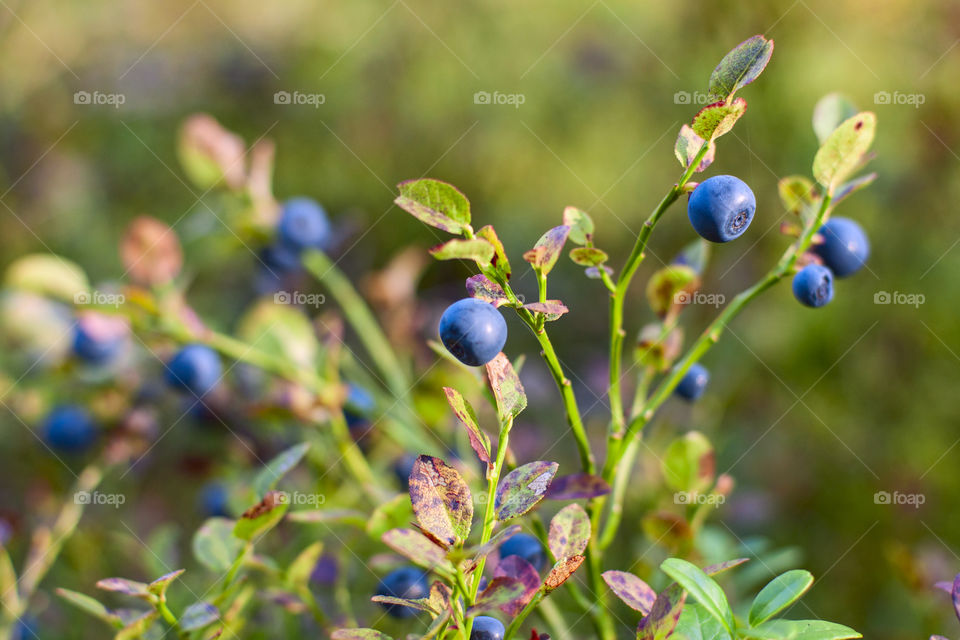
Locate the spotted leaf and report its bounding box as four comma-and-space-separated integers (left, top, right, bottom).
409, 455, 473, 546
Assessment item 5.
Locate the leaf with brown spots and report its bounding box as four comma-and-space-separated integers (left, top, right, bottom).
523, 226, 571, 275
408, 455, 473, 546
495, 461, 558, 521
602, 570, 656, 615
234, 491, 289, 541
477, 225, 512, 279
548, 504, 590, 560
443, 387, 491, 471
494, 556, 541, 616
546, 473, 611, 500
465, 274, 510, 308
485, 353, 527, 422
522, 300, 569, 321
544, 555, 585, 592
468, 576, 527, 615
381, 528, 452, 571
637, 585, 686, 640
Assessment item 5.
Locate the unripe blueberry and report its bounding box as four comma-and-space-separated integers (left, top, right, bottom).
674, 363, 709, 401
375, 566, 430, 619
792, 264, 834, 308
439, 298, 507, 367
42, 405, 98, 453
687, 175, 756, 243
499, 533, 546, 572
471, 616, 505, 640
72, 313, 128, 365
198, 483, 230, 518
165, 344, 222, 396
278, 197, 331, 252
812, 217, 869, 278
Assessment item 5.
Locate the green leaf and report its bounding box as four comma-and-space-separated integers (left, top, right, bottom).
562, 207, 594, 245
114, 610, 158, 640
286, 541, 324, 590
748, 570, 814, 626
495, 461, 558, 520
180, 601, 219, 631
569, 247, 609, 267
674, 125, 716, 173
233, 491, 289, 541
692, 98, 747, 142
332, 629, 394, 640
429, 238, 495, 266
646, 265, 699, 317
96, 578, 152, 600
707, 35, 774, 101
485, 352, 527, 421
4, 253, 90, 303
812, 93, 859, 145
55, 588, 122, 627
673, 603, 733, 640
147, 569, 185, 599
443, 387, 491, 469
381, 528, 452, 571
395, 178, 470, 233
236, 300, 318, 370
193, 518, 244, 573
408, 455, 473, 546
476, 225, 511, 278
661, 558, 735, 634
673, 239, 711, 276
548, 504, 590, 560
812, 112, 876, 194
662, 431, 715, 494
523, 226, 571, 275
253, 443, 310, 499
365, 493, 413, 539
778, 176, 817, 216
745, 619, 861, 640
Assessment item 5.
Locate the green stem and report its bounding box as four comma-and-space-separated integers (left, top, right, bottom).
469, 418, 513, 602
503, 590, 545, 640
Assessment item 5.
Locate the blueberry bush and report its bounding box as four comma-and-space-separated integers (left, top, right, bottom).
0, 35, 888, 640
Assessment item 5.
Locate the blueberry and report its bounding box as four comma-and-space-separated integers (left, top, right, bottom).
13, 616, 37, 640
165, 345, 222, 396
471, 616, 505, 640
72, 313, 127, 365
310, 553, 339, 585
811, 217, 869, 278
393, 454, 417, 491
198, 483, 230, 518
439, 299, 507, 367
375, 566, 430, 619
499, 533, 546, 572
687, 175, 756, 243
674, 363, 709, 401
792, 264, 834, 308
42, 405, 98, 453
344, 384, 375, 428
278, 197, 331, 252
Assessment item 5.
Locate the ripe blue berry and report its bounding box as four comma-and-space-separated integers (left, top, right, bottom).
375, 566, 430, 619
278, 197, 331, 252
13, 616, 37, 640
439, 298, 507, 367
687, 175, 756, 243
499, 533, 546, 571
674, 363, 709, 401
393, 454, 417, 491
72, 313, 127, 365
344, 384, 375, 428
165, 344, 222, 397
812, 217, 869, 278
792, 264, 834, 308
471, 616, 506, 640
42, 405, 98, 453
198, 483, 230, 518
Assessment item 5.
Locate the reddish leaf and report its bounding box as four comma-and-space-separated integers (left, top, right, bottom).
546, 473, 611, 500
465, 274, 509, 308
442, 387, 491, 470
544, 555, 585, 592
494, 556, 540, 616
637, 585, 686, 640
495, 461, 558, 521
477, 225, 512, 278
602, 570, 656, 615
523, 226, 570, 275
469, 577, 527, 615
522, 300, 569, 320
703, 558, 749, 576
409, 455, 473, 546
485, 353, 527, 422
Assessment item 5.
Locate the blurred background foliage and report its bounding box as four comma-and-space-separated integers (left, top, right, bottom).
0, 0, 959, 638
